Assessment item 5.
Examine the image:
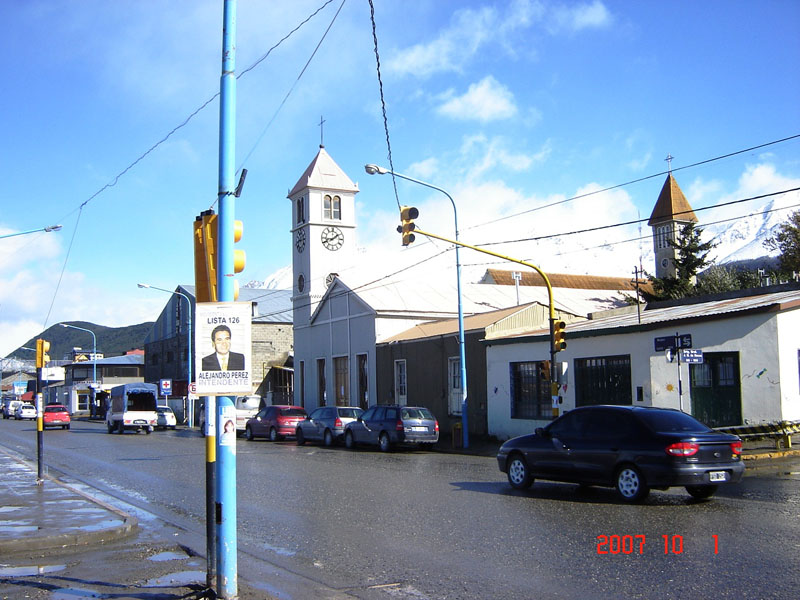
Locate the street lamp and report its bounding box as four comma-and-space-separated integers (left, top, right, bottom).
138, 284, 193, 422
365, 163, 469, 448
0, 224, 62, 240
60, 323, 97, 416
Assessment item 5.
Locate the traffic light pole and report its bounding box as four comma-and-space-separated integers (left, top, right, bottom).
411, 228, 562, 412
215, 1, 238, 597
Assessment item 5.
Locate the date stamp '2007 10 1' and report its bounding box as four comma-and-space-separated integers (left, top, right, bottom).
596, 534, 719, 555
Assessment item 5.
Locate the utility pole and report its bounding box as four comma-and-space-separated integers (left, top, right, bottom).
216, 1, 238, 597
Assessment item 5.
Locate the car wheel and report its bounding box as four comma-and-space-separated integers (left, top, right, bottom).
107, 422, 114, 434
245, 425, 254, 441
296, 428, 306, 446
269, 427, 278, 442
615, 465, 649, 502
507, 454, 534, 490
117, 421, 124, 434
685, 485, 718, 500
345, 430, 356, 450
323, 429, 334, 447
378, 432, 391, 453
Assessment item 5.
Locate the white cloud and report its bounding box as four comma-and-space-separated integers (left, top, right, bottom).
549, 1, 612, 34
437, 76, 518, 122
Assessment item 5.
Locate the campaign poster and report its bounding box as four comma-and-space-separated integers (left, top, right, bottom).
195, 302, 252, 395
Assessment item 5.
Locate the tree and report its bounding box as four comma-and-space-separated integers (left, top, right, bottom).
763, 209, 800, 274
650, 223, 717, 300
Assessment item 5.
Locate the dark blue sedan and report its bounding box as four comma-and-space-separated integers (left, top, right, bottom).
497, 405, 744, 502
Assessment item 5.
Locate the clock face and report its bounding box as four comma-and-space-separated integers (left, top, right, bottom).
325, 272, 338, 287
295, 229, 306, 253
661, 258, 669, 268
321, 226, 344, 251
297, 274, 305, 293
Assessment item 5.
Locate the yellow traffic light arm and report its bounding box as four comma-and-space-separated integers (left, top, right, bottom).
412, 227, 555, 321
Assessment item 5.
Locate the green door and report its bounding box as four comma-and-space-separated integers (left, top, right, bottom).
689, 352, 742, 427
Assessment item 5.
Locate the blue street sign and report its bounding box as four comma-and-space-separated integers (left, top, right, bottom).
681, 349, 704, 363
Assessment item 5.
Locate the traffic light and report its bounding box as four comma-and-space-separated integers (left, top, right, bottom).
398, 205, 419, 246
194, 210, 217, 302
538, 360, 551, 381
35, 338, 51, 368
553, 320, 567, 352
233, 218, 245, 301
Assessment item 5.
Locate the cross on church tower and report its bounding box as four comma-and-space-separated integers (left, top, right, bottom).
665, 153, 674, 173
318, 115, 326, 148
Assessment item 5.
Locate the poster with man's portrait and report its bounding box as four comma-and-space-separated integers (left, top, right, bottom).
195, 302, 252, 395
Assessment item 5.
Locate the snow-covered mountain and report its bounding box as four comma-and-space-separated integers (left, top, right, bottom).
245, 192, 798, 290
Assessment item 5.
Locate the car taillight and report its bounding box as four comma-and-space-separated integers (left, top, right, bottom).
665, 442, 699, 456
396, 420, 404, 431
435, 420, 439, 432
730, 441, 742, 455
334, 417, 342, 428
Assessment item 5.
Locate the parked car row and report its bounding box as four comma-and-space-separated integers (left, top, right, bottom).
0, 402, 72, 429
244, 404, 440, 453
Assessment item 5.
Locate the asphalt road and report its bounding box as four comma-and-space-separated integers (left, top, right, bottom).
2, 418, 799, 599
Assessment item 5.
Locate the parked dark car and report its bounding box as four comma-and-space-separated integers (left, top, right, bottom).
344, 405, 439, 452
497, 405, 745, 502
245, 405, 307, 441
296, 406, 364, 447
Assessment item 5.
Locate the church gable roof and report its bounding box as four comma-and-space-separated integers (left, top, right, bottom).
647, 174, 698, 226
288, 146, 359, 197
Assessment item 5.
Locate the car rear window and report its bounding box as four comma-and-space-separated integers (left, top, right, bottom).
280, 408, 306, 417
401, 408, 434, 420
338, 408, 362, 419
637, 410, 712, 433
44, 406, 65, 413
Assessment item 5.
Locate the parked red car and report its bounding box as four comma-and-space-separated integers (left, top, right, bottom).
245, 405, 307, 441
43, 404, 71, 430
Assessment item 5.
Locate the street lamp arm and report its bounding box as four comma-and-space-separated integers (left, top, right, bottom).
0, 224, 62, 240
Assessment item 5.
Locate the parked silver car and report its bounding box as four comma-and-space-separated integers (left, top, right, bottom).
296, 406, 364, 447
344, 405, 439, 452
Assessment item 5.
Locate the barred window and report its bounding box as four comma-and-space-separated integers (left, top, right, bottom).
509, 361, 552, 420
574, 355, 632, 407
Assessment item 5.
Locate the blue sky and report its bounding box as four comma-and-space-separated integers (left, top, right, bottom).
1, 0, 799, 357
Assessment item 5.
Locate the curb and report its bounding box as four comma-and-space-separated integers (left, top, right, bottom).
0, 450, 139, 555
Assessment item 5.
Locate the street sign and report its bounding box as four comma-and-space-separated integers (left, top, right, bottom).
681, 349, 704, 363
654, 333, 693, 351
654, 336, 675, 352
160, 378, 172, 396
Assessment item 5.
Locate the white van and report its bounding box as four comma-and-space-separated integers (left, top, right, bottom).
106, 383, 158, 434
2, 399, 22, 419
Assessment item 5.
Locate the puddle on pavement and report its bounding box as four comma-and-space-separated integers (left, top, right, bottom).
0, 525, 38, 533
0, 505, 22, 513
51, 587, 103, 599
149, 550, 190, 562
75, 519, 125, 532
144, 569, 205, 587
263, 542, 296, 557
0, 564, 66, 577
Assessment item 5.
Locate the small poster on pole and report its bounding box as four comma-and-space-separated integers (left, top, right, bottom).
195, 302, 252, 395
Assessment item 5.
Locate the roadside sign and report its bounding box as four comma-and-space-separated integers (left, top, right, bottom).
160, 379, 172, 396
676, 334, 692, 349
681, 349, 704, 363
195, 302, 252, 395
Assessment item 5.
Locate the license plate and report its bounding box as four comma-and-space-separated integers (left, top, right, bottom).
134, 419, 146, 424
410, 426, 428, 432
708, 471, 728, 482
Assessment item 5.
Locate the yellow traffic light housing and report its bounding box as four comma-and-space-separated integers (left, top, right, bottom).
398, 206, 419, 246
233, 219, 244, 301
538, 360, 551, 382
36, 338, 51, 368
553, 320, 567, 352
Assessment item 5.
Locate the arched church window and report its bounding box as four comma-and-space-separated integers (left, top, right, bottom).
297, 197, 305, 224
324, 194, 341, 220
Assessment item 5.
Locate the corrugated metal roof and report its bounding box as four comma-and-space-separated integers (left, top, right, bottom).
180, 285, 292, 323
482, 268, 651, 292
490, 288, 800, 341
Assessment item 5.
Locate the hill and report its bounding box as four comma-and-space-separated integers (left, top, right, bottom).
6, 321, 154, 362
